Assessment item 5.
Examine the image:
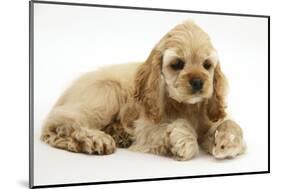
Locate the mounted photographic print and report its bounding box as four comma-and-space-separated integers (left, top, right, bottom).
29, 0, 270, 188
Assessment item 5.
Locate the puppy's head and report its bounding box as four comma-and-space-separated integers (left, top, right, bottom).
134, 21, 227, 123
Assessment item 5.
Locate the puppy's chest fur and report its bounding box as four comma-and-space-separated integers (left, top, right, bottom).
162, 97, 204, 130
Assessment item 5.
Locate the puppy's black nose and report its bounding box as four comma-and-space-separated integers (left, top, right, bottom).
189, 78, 204, 91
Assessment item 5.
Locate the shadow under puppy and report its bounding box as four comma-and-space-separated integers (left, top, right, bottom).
41, 20, 246, 160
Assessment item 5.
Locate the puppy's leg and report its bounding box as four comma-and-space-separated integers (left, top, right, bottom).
103, 102, 141, 148
129, 119, 199, 161
41, 106, 116, 155
167, 119, 199, 160
200, 120, 246, 159
41, 78, 128, 154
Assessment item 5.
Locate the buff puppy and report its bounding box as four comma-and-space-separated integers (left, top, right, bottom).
41, 20, 246, 160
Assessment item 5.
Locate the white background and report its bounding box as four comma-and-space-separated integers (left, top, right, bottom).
0, 0, 277, 189
32, 1, 268, 186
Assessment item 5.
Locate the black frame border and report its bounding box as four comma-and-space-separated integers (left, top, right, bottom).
29, 0, 270, 188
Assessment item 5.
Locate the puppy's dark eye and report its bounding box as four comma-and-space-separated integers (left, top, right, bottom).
170, 59, 185, 70
203, 60, 212, 70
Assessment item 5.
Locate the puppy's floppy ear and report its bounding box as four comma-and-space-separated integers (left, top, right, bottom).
134, 48, 163, 124
207, 63, 227, 122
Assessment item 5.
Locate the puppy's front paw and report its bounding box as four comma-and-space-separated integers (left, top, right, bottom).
212, 120, 246, 159
167, 119, 199, 161
74, 130, 116, 155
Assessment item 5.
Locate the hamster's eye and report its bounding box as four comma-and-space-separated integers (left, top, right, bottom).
220, 145, 225, 150
170, 59, 185, 70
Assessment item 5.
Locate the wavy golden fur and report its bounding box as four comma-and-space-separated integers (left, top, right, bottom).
41, 21, 245, 160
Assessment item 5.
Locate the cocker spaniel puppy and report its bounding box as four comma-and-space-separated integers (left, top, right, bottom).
41, 21, 246, 160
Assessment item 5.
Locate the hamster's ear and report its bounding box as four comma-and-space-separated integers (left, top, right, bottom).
229, 134, 235, 142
